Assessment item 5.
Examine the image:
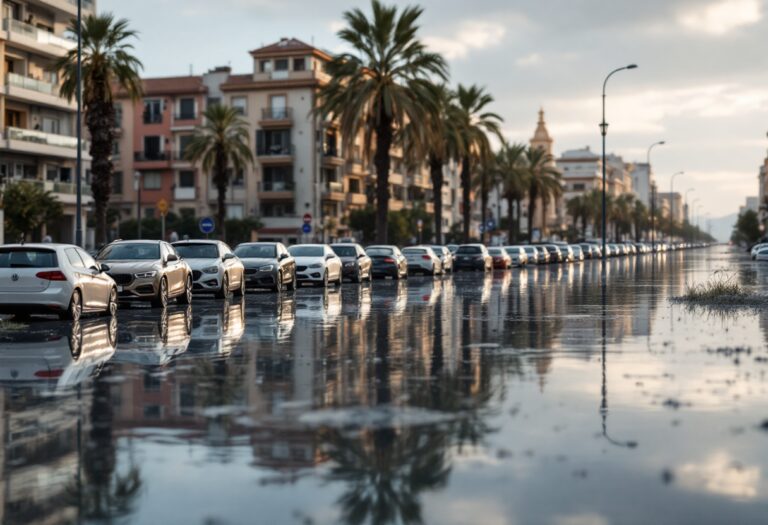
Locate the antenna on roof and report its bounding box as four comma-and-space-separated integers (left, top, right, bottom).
189, 64, 193, 76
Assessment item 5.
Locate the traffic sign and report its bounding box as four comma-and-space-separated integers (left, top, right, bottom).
486, 219, 496, 231
157, 198, 169, 216
303, 213, 312, 224
416, 219, 423, 232
302, 223, 312, 234
199, 217, 215, 234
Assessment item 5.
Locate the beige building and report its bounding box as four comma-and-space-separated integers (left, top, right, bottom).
1, 0, 93, 243
657, 192, 683, 224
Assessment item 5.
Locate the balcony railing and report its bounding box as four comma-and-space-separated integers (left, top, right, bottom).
325, 181, 343, 193
143, 113, 162, 124
6, 127, 86, 149
0, 177, 91, 196
256, 144, 294, 156
6, 72, 58, 95
261, 107, 292, 120
323, 147, 342, 158
134, 151, 169, 161
2, 18, 76, 51
174, 112, 196, 121
172, 150, 191, 161
260, 180, 295, 192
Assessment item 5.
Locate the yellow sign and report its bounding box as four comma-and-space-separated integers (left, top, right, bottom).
157, 198, 169, 216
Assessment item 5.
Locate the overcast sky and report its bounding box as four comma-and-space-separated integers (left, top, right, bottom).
101, 0, 768, 220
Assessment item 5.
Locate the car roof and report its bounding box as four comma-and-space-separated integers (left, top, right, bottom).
111, 239, 162, 244
237, 241, 280, 246
172, 239, 219, 245
290, 243, 327, 248
0, 243, 70, 249
330, 243, 361, 247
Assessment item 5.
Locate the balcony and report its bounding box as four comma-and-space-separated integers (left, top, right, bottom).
258, 181, 295, 201
174, 112, 197, 121
134, 150, 171, 168
4, 73, 74, 110
2, 18, 76, 56
3, 127, 88, 160
346, 193, 367, 206
142, 113, 162, 124
256, 144, 293, 165
45, 0, 95, 16
322, 181, 345, 202
2, 178, 92, 205
174, 187, 196, 200
322, 149, 345, 167
172, 150, 193, 164
259, 107, 293, 127
346, 157, 367, 175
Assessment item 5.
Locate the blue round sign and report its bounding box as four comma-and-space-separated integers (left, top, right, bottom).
302, 223, 312, 234
486, 219, 496, 231
199, 217, 215, 234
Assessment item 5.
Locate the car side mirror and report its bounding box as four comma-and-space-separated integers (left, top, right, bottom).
358, 253, 365, 259
325, 254, 334, 261
99, 263, 110, 272
279, 253, 289, 260
90, 264, 102, 273
166, 254, 178, 263
223, 253, 236, 261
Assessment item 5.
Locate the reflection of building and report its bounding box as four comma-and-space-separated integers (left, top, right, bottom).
0, 0, 96, 243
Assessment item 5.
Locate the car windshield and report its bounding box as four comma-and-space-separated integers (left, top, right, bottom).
174, 243, 219, 259
403, 248, 427, 254
0, 248, 57, 268
431, 246, 444, 254
99, 243, 159, 261
366, 247, 393, 256
488, 248, 503, 255
235, 244, 276, 258
289, 246, 324, 257
457, 246, 481, 254
332, 246, 357, 257
524, 247, 536, 254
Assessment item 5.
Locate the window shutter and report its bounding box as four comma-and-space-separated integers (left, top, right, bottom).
256, 130, 265, 154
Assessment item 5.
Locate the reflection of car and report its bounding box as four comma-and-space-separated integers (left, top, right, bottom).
97, 240, 193, 307
246, 294, 296, 341
570, 245, 585, 262
430, 245, 453, 273
366, 245, 408, 279
0, 317, 116, 391
172, 240, 245, 298
488, 247, 512, 269
406, 278, 441, 306
371, 279, 408, 313
0, 244, 117, 320
235, 242, 296, 292
341, 283, 372, 320
402, 246, 443, 275
503, 246, 529, 267
113, 306, 192, 366
295, 288, 342, 321
331, 243, 372, 283
288, 245, 343, 287
523, 245, 544, 265
453, 244, 492, 271
185, 299, 245, 357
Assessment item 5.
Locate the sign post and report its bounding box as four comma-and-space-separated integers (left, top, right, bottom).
302, 213, 312, 241
199, 217, 215, 239
157, 198, 169, 240
417, 219, 423, 244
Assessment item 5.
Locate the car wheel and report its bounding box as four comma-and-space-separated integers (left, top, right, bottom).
61, 289, 82, 321
102, 287, 118, 317
178, 276, 193, 305
234, 273, 245, 297
274, 270, 283, 292
151, 278, 169, 308
321, 270, 329, 288
68, 320, 82, 359
287, 270, 297, 291
353, 268, 362, 283
216, 273, 230, 299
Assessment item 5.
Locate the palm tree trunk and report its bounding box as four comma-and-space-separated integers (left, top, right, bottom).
528, 191, 537, 243
374, 113, 393, 244
461, 156, 471, 243
214, 150, 227, 241
480, 173, 488, 244
429, 153, 443, 244
541, 199, 549, 239
506, 194, 514, 244
514, 197, 521, 242
87, 99, 116, 245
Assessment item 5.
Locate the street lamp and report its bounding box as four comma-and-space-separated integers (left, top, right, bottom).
601, 64, 638, 267
134, 171, 142, 239
669, 171, 683, 244
647, 140, 665, 252
75, 0, 83, 247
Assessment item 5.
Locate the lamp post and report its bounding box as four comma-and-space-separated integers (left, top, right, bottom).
75, 0, 83, 247
669, 171, 683, 244
134, 171, 142, 239
647, 140, 665, 252
601, 64, 637, 269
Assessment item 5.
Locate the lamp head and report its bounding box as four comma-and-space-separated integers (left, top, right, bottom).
627, 64, 638, 69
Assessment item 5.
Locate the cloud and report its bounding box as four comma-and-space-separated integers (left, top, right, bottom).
329, 20, 345, 34
424, 20, 507, 60
516, 52, 542, 67
678, 0, 762, 35
676, 452, 762, 500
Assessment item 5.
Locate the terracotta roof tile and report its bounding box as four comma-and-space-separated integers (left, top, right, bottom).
115, 75, 207, 97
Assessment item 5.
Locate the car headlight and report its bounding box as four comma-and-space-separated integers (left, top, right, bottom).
309, 263, 323, 269
202, 266, 219, 274
134, 271, 157, 279
258, 264, 274, 272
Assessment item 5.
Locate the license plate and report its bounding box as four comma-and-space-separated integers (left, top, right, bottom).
117, 286, 123, 292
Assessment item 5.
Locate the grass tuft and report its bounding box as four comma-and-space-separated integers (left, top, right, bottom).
683, 271, 746, 302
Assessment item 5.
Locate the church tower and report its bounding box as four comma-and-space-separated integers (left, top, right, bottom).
530, 108, 553, 157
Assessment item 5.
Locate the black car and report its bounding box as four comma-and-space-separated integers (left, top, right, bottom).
453, 244, 492, 271
331, 243, 373, 283
365, 245, 408, 279
234, 242, 296, 292
536, 244, 563, 263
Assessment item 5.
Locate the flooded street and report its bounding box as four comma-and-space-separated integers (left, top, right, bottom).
2, 245, 768, 524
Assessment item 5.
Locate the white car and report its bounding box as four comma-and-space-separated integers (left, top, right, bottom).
0, 244, 118, 320
402, 246, 443, 275
288, 244, 343, 287
751, 243, 768, 259
755, 247, 768, 261
503, 246, 529, 267
172, 240, 245, 298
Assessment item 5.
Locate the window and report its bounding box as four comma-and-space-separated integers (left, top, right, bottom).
114, 103, 122, 128
227, 205, 244, 219
256, 129, 291, 155
231, 96, 247, 115
349, 178, 361, 194
262, 166, 293, 191
143, 99, 162, 124
144, 207, 155, 219
262, 202, 294, 217
293, 58, 306, 71
275, 59, 289, 71
143, 172, 162, 190
260, 60, 272, 73
41, 117, 60, 134
207, 97, 221, 108
572, 183, 586, 191
65, 248, 86, 268
178, 170, 195, 188
112, 141, 120, 158
322, 167, 338, 183
231, 168, 244, 187
46, 165, 58, 182
59, 167, 71, 183
178, 98, 195, 119
178, 135, 193, 157
77, 249, 97, 269
143, 136, 163, 160
112, 171, 123, 194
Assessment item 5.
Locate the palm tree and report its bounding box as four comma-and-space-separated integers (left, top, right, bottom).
494, 143, 528, 243
472, 161, 498, 244
402, 85, 462, 244
566, 195, 585, 237
316, 0, 448, 243
185, 105, 254, 240
57, 13, 143, 245
632, 199, 649, 241
454, 84, 503, 242
524, 146, 561, 242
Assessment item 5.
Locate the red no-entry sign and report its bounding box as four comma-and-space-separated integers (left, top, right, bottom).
303, 213, 312, 224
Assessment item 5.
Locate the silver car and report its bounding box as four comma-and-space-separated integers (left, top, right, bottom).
0, 244, 118, 320
430, 245, 454, 273
503, 246, 529, 267
172, 240, 245, 298
402, 246, 443, 275
288, 244, 343, 287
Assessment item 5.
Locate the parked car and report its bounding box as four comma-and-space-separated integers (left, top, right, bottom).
504, 246, 529, 267
446, 244, 459, 254
403, 246, 443, 275
97, 240, 193, 307
288, 244, 342, 287
234, 242, 296, 292
172, 240, 245, 298
570, 245, 585, 262
430, 245, 454, 273
538, 244, 563, 263
751, 243, 768, 259
454, 244, 492, 272
488, 247, 512, 269
366, 245, 408, 279
554, 243, 575, 262
755, 247, 768, 261
331, 243, 372, 283
522, 245, 543, 264
0, 244, 118, 320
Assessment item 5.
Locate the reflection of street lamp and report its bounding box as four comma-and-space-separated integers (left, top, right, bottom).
669, 171, 683, 243
647, 141, 665, 252
134, 171, 142, 239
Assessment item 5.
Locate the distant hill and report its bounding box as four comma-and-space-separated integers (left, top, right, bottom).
706, 213, 738, 242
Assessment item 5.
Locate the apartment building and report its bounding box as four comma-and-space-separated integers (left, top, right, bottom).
630, 162, 651, 207
556, 146, 603, 200
1, 0, 94, 243
656, 192, 683, 223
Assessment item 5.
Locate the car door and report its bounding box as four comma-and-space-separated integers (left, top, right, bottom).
64, 248, 97, 309
78, 248, 111, 308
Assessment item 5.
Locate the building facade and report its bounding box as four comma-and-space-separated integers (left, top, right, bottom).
629, 162, 651, 207
1, 0, 94, 243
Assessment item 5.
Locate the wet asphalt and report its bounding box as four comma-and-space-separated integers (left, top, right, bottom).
1, 245, 767, 524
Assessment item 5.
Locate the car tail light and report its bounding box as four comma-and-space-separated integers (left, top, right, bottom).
36, 271, 67, 281
384, 257, 395, 263
34, 369, 63, 378
421, 255, 431, 261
